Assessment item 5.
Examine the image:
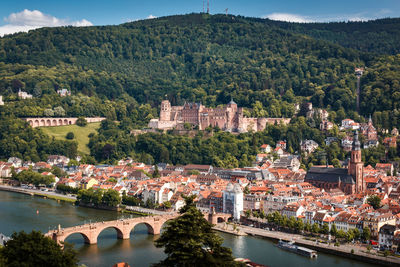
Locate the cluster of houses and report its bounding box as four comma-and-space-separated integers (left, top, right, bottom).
1, 147, 400, 251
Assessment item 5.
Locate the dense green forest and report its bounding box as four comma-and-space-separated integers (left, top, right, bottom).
1, 13, 400, 164
0, 114, 78, 161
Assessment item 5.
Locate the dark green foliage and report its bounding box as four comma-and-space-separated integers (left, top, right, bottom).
12, 170, 54, 186
77, 188, 121, 207
122, 194, 142, 206
75, 117, 87, 127
56, 184, 79, 194
367, 195, 381, 210
0, 115, 77, 161
153, 195, 243, 267
66, 132, 75, 140
0, 230, 78, 267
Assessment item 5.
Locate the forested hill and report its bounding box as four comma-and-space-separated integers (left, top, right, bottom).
260, 17, 400, 55
0, 13, 399, 119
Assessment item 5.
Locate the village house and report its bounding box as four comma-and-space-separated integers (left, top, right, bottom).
8, 157, 23, 168
57, 88, 71, 97
80, 178, 98, 190
379, 224, 399, 250
320, 120, 333, 131
260, 144, 272, 153
300, 140, 319, 154
18, 89, 32, 99
363, 212, 396, 238
341, 119, 359, 130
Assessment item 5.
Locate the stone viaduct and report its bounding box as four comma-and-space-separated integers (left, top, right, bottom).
46, 212, 231, 245
24, 117, 105, 128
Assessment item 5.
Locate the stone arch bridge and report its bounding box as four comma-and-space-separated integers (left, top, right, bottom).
46, 212, 231, 245
24, 117, 105, 128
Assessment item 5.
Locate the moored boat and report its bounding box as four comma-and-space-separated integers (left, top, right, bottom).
276, 239, 317, 258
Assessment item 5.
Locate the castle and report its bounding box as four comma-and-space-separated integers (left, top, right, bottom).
148, 100, 291, 132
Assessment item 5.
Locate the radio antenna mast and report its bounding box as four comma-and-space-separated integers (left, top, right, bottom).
207, 0, 210, 14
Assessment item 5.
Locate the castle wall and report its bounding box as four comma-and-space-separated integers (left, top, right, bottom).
149, 100, 291, 132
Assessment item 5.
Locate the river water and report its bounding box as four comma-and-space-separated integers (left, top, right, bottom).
0, 191, 373, 267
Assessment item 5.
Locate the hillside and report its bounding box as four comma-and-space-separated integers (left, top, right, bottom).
40, 122, 101, 154
1, 13, 400, 163
0, 14, 365, 112
0, 13, 399, 118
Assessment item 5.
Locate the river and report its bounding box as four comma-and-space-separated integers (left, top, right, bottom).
0, 190, 373, 267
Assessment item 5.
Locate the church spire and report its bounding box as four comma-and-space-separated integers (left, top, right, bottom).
353, 130, 361, 151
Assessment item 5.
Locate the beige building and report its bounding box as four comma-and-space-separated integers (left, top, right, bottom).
363, 212, 396, 238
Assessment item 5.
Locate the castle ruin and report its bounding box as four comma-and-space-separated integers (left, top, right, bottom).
148, 100, 290, 132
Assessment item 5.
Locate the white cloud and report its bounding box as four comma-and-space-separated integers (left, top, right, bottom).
264, 13, 313, 23
146, 14, 157, 19
264, 9, 394, 23
0, 9, 92, 36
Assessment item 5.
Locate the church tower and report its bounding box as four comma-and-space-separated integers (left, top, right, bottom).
348, 131, 364, 193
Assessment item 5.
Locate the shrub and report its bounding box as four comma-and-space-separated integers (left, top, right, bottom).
66, 132, 75, 140
76, 117, 87, 127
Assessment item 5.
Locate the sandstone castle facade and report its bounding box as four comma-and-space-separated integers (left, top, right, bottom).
148, 100, 290, 132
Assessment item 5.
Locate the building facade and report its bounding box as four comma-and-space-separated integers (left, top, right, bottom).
148, 100, 290, 132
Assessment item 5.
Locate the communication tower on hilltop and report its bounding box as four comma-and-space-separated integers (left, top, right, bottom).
355, 67, 364, 113
207, 0, 210, 14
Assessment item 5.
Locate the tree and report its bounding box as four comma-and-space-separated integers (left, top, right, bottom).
362, 227, 371, 241
330, 224, 337, 237
163, 201, 172, 210
102, 189, 121, 207
66, 132, 75, 140
153, 195, 243, 267
153, 165, 160, 178
311, 223, 320, 234
367, 195, 381, 210
76, 117, 87, 127
243, 186, 250, 194
0, 230, 78, 267
321, 223, 330, 235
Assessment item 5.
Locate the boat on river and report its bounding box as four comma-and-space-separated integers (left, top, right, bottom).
276, 239, 317, 258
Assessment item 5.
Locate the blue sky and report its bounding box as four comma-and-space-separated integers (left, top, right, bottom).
0, 0, 399, 36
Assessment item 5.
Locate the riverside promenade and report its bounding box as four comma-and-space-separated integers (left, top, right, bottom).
0, 184, 76, 201
239, 224, 400, 266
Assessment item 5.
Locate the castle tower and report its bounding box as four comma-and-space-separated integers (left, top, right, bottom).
160, 100, 171, 121
348, 131, 364, 193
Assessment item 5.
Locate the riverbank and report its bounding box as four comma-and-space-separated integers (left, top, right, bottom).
0, 184, 168, 216
0, 185, 76, 203
240, 224, 400, 266
213, 222, 247, 236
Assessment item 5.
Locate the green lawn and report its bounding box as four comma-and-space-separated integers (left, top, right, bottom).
40, 122, 100, 154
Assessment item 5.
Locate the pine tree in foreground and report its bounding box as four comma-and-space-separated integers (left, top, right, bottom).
153, 195, 244, 267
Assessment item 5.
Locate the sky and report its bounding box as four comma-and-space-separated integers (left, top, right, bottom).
0, 0, 399, 36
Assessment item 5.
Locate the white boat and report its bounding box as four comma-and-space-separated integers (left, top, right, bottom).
276, 239, 317, 258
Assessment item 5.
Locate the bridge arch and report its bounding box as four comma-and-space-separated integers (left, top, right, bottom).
94, 226, 125, 242
52, 119, 57, 126
40, 119, 45, 126
62, 231, 91, 244
58, 119, 63, 125
46, 119, 51, 126
64, 119, 68, 125
34, 120, 39, 127
130, 222, 156, 235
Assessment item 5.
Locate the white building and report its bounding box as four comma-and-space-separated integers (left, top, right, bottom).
18, 89, 32, 99
223, 183, 243, 221
0, 95, 4, 105
379, 224, 398, 249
